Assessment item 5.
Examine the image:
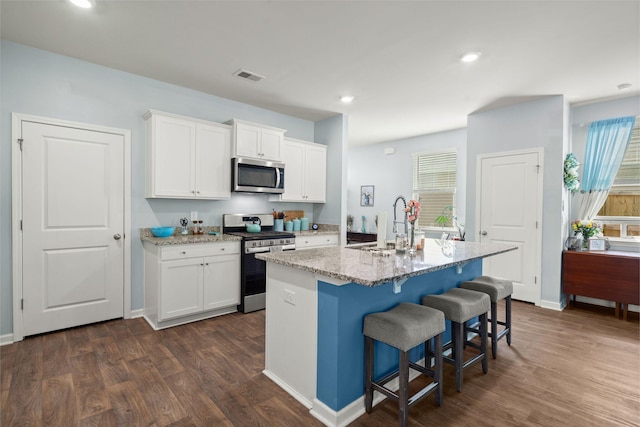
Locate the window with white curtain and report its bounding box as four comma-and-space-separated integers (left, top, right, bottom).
596, 118, 640, 239
412, 150, 457, 228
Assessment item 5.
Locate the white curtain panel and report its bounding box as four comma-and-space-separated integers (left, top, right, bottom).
578, 190, 609, 220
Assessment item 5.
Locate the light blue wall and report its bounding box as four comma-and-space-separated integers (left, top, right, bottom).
467, 96, 567, 307
314, 114, 349, 243
0, 41, 342, 336
347, 129, 467, 241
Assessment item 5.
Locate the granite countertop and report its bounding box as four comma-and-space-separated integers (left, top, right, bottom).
256, 239, 518, 287
140, 227, 241, 246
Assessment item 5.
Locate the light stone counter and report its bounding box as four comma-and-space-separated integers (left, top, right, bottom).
140, 227, 241, 246
256, 238, 517, 286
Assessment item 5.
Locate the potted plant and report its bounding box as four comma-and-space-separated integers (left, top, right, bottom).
435, 205, 465, 240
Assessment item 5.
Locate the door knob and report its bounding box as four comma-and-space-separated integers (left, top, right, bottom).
113, 234, 122, 240
481, 231, 488, 236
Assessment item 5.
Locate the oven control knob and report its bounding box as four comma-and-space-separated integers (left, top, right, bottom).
269, 240, 274, 245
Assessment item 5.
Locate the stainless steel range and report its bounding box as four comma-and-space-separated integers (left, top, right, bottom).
223, 213, 296, 313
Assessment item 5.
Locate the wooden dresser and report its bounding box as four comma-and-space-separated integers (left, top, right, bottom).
562, 250, 640, 320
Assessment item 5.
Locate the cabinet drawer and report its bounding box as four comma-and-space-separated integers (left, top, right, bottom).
160, 242, 240, 260
296, 234, 339, 249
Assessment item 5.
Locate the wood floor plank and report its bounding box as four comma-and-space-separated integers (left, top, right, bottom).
70, 351, 112, 419
1, 301, 637, 426
127, 356, 188, 426
163, 370, 233, 427
42, 332, 71, 380
106, 380, 156, 426
92, 336, 131, 387
2, 336, 43, 426
42, 373, 77, 426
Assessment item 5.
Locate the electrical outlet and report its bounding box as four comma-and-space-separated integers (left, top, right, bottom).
284, 289, 296, 305
190, 211, 198, 221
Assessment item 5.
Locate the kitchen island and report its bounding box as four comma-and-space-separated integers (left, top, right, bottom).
256, 239, 517, 427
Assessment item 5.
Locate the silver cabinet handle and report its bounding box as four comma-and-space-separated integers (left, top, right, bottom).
113, 234, 122, 240
481, 231, 488, 236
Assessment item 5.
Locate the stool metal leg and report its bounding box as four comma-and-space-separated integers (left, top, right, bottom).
480, 312, 488, 374
433, 333, 443, 406
399, 350, 409, 427
453, 320, 464, 392
365, 336, 374, 413
506, 296, 512, 345
490, 301, 498, 359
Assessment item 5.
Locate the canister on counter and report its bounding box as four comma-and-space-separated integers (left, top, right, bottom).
300, 217, 309, 231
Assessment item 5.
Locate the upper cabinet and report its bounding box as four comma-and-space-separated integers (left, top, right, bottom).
279, 137, 327, 203
144, 110, 231, 199
226, 119, 285, 161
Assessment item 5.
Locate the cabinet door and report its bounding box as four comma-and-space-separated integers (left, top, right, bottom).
159, 258, 203, 321
303, 144, 327, 203
195, 123, 231, 199
296, 234, 339, 249
281, 140, 305, 201
150, 115, 195, 197
235, 122, 261, 158
203, 254, 240, 310
260, 128, 284, 161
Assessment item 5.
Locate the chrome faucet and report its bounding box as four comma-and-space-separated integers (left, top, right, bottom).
392, 195, 408, 234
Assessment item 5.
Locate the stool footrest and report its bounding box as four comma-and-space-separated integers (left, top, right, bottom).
371, 367, 440, 409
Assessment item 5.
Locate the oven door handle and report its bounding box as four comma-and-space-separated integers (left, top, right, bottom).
245, 246, 271, 254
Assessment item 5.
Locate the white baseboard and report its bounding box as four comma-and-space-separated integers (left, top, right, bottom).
262, 369, 313, 409
540, 299, 564, 311
0, 333, 15, 346
130, 308, 144, 318
573, 296, 639, 313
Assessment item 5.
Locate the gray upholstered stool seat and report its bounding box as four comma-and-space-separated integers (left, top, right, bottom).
422, 288, 490, 392
460, 276, 513, 359
364, 302, 445, 427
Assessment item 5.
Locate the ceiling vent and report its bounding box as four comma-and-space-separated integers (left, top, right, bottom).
233, 69, 266, 82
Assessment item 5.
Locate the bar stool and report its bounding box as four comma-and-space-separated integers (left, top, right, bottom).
364, 302, 445, 427
460, 276, 513, 359
422, 288, 490, 392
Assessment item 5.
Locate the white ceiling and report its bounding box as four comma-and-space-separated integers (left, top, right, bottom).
1, 1, 639, 146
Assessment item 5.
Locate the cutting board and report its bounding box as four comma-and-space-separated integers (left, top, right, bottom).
284, 210, 305, 220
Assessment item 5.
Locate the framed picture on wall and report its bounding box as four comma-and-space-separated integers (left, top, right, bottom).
361, 185, 374, 206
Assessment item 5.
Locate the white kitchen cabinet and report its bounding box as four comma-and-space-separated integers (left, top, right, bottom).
143, 241, 240, 330
295, 234, 339, 250
160, 258, 204, 320
226, 119, 285, 161
145, 110, 231, 199
278, 138, 327, 203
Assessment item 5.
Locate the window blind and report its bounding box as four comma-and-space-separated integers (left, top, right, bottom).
613, 120, 640, 183
412, 150, 457, 227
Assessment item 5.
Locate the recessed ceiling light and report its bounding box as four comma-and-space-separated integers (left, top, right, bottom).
340, 95, 354, 104
69, 0, 95, 8
617, 83, 632, 90
461, 52, 481, 63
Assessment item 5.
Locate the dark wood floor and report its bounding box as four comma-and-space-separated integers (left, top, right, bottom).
2, 301, 638, 426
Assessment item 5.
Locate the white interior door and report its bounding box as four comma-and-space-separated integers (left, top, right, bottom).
21, 120, 125, 336
478, 151, 542, 304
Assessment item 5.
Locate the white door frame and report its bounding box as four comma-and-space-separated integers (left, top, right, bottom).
11, 113, 132, 342
475, 147, 544, 306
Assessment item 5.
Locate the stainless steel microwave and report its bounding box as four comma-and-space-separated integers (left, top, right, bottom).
232, 157, 285, 194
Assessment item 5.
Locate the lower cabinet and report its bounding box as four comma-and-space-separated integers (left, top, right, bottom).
295, 234, 339, 250
143, 241, 240, 330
